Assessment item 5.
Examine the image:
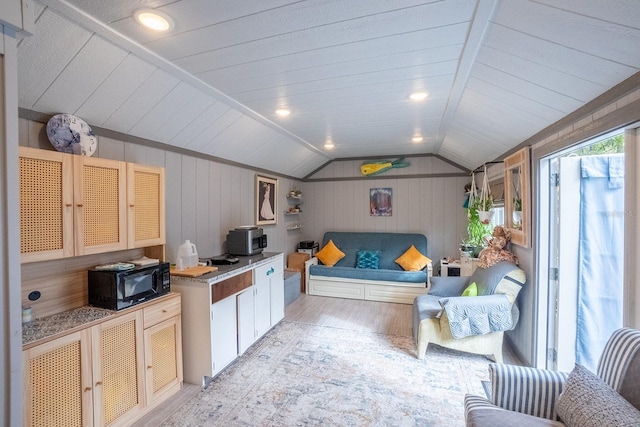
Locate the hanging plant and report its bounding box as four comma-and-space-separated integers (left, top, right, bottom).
463, 173, 492, 255
478, 165, 494, 225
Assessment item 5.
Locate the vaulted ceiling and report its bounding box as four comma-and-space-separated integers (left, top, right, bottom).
17, 0, 640, 178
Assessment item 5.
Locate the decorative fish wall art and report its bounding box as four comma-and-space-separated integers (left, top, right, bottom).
360, 158, 410, 176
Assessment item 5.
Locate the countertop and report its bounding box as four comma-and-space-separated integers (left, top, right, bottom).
171, 252, 283, 285
23, 306, 113, 346
22, 293, 180, 348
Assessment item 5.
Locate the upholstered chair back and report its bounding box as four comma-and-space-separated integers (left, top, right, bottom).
468, 261, 525, 303
596, 327, 640, 410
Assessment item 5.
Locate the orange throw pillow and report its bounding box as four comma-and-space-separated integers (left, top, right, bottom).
316, 240, 346, 267
395, 245, 431, 271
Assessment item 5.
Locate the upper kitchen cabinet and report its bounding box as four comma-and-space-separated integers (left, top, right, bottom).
127, 163, 165, 248
19, 147, 165, 262
19, 147, 75, 262
74, 155, 128, 256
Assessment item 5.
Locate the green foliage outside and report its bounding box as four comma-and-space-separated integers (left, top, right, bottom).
571, 134, 624, 156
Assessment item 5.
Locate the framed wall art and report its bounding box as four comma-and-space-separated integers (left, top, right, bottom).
256, 175, 278, 225
370, 187, 392, 216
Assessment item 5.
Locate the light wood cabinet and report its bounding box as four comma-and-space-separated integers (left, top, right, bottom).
143, 300, 182, 406
74, 155, 128, 256
19, 147, 165, 263
23, 329, 93, 427
91, 311, 145, 426
127, 163, 165, 248
18, 147, 74, 263
23, 294, 182, 427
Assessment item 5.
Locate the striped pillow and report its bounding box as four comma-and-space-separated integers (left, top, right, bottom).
490, 363, 568, 420
596, 328, 640, 410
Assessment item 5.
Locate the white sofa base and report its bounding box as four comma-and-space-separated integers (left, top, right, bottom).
304, 257, 430, 304
306, 271, 429, 305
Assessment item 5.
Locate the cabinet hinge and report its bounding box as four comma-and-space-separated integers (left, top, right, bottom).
551, 173, 559, 187
549, 267, 559, 281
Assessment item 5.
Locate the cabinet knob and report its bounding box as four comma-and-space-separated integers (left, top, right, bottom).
95, 381, 102, 386
147, 365, 153, 369
130, 204, 135, 208
84, 387, 92, 392
65, 203, 72, 207
77, 204, 83, 208
162, 309, 167, 313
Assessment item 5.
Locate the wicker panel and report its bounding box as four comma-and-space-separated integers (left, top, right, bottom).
151, 323, 178, 392
20, 157, 64, 254
101, 319, 139, 425
134, 171, 160, 241
82, 164, 120, 246
28, 341, 83, 427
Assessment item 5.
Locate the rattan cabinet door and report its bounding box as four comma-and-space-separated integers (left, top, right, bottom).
91, 311, 145, 427
127, 163, 166, 248
143, 315, 183, 406
74, 156, 128, 256
23, 329, 93, 427
19, 147, 74, 263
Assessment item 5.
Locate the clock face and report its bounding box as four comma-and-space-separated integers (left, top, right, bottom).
46, 114, 97, 157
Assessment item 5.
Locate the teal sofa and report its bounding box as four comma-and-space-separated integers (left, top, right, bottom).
306, 232, 432, 304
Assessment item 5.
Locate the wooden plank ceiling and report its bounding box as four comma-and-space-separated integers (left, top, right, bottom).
17, 0, 640, 178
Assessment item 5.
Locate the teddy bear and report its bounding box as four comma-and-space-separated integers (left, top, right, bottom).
478, 225, 518, 268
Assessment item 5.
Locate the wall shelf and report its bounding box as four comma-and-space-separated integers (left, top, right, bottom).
286, 223, 303, 231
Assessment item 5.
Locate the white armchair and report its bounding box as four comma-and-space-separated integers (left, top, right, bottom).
412, 261, 525, 362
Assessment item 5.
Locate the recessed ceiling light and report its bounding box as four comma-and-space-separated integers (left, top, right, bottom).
412, 135, 424, 143
409, 92, 428, 101
134, 9, 174, 32
324, 140, 335, 149
275, 108, 291, 117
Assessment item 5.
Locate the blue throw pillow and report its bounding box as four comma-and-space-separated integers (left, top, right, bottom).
356, 250, 380, 269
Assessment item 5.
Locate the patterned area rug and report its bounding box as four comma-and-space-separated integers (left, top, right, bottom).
161, 321, 490, 426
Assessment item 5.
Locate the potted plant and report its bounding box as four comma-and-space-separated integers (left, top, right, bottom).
477, 165, 494, 224
478, 195, 494, 224
463, 196, 492, 258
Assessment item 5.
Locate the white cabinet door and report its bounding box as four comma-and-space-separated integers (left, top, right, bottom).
270, 270, 285, 326
210, 297, 237, 375
254, 280, 271, 339
237, 289, 255, 355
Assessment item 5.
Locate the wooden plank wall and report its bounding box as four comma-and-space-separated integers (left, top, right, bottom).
301, 157, 470, 268
18, 118, 302, 318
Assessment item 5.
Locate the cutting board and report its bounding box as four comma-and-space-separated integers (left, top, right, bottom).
170, 265, 218, 277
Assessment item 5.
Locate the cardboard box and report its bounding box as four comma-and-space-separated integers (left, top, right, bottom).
287, 252, 310, 292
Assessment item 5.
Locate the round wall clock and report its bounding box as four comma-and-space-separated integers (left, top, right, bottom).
46, 113, 97, 156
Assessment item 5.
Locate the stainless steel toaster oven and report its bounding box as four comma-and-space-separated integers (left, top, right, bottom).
227, 226, 267, 256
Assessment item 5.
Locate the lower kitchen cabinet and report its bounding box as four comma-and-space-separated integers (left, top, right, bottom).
23, 329, 93, 427
172, 253, 284, 386
23, 294, 182, 427
210, 295, 238, 375
91, 311, 145, 426
143, 315, 183, 406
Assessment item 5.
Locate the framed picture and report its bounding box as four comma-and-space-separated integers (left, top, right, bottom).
370, 187, 392, 216
256, 175, 278, 225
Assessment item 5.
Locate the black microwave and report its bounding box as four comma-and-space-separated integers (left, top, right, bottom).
88, 263, 170, 310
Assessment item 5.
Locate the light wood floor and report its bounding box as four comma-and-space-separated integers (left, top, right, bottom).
132, 294, 522, 426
